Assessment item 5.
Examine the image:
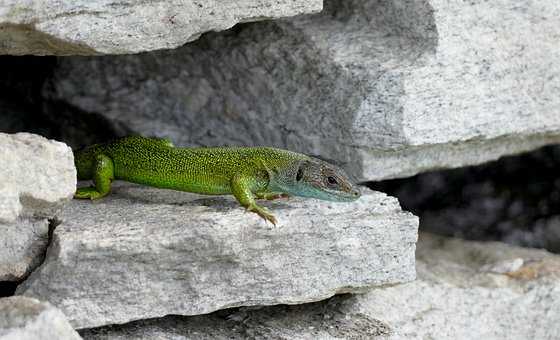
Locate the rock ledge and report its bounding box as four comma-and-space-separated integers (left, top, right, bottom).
18, 183, 418, 329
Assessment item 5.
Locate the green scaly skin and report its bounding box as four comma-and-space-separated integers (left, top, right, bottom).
74, 136, 361, 225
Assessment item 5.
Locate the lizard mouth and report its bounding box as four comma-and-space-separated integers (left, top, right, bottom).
340, 189, 361, 201
320, 187, 361, 202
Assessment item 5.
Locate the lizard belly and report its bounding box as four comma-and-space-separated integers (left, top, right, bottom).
113, 162, 233, 195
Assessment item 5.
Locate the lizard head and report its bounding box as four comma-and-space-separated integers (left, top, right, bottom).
285, 158, 361, 202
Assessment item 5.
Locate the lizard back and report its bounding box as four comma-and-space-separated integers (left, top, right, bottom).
74, 136, 302, 195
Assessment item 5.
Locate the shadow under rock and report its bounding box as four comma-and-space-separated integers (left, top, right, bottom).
368, 144, 560, 253
109, 183, 238, 209
79, 182, 294, 213
0, 282, 17, 298
79, 294, 390, 339
0, 55, 126, 149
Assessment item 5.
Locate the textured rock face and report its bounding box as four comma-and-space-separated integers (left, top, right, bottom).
0, 219, 49, 281
0, 133, 75, 281
17, 183, 418, 329
352, 234, 560, 339
80, 233, 560, 339
44, 0, 560, 180
0, 296, 81, 340
0, 132, 76, 223
81, 296, 392, 340
0, 1, 322, 55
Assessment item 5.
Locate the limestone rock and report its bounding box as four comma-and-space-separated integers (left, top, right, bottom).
349, 233, 560, 339
17, 183, 418, 329
80, 233, 560, 339
0, 132, 76, 223
0, 132, 75, 281
0, 219, 49, 281
0, 296, 81, 340
0, 1, 322, 55
44, 0, 560, 181
80, 296, 391, 340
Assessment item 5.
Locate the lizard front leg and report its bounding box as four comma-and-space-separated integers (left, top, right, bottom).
231, 174, 277, 225
75, 154, 115, 200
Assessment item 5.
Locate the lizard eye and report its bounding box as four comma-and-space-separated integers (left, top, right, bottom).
296, 167, 304, 181
327, 176, 338, 185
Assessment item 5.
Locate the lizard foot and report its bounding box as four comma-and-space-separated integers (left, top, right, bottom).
74, 187, 108, 200
247, 204, 277, 226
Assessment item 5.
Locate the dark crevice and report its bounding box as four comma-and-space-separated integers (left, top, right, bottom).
0, 55, 124, 150
5, 217, 62, 296
0, 282, 18, 298
368, 144, 560, 253
41, 99, 131, 150
47, 217, 62, 243
31, 217, 61, 276
0, 56, 57, 137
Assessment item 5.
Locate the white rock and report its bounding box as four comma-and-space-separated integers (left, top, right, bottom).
0, 219, 49, 281
0, 133, 75, 281
80, 233, 560, 340
0, 296, 81, 340
480, 258, 525, 274
0, 132, 76, 223
349, 233, 560, 340
17, 183, 418, 329
0, 0, 322, 55
45, 0, 560, 180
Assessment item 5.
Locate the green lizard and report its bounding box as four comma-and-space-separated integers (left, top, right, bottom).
74, 136, 361, 225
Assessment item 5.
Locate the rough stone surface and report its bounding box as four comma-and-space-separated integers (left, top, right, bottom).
354, 233, 560, 339
0, 132, 76, 223
0, 132, 75, 281
80, 296, 392, 340
17, 183, 418, 329
0, 219, 49, 281
44, 0, 560, 181
0, 296, 81, 340
80, 233, 560, 339
0, 1, 322, 55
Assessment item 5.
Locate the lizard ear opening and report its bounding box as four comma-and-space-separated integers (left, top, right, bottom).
296, 165, 304, 181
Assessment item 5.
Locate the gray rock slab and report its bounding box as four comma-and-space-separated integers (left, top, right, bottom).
80, 296, 391, 340
349, 233, 560, 340
0, 219, 49, 281
0, 0, 322, 55
17, 183, 418, 329
0, 133, 75, 281
80, 233, 560, 340
0, 132, 76, 223
0, 296, 81, 340
44, 0, 560, 180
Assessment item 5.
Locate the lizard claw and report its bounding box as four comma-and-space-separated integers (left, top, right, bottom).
74, 187, 107, 200
247, 205, 277, 226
